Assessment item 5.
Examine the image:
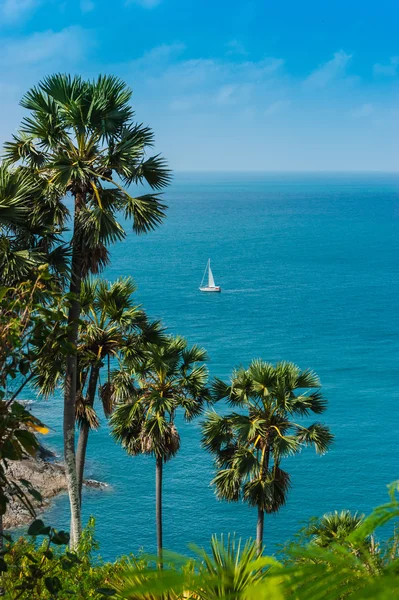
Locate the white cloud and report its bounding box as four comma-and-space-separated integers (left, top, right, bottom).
0, 26, 90, 66
0, 0, 39, 21
351, 103, 374, 118
304, 50, 352, 89
373, 56, 399, 77
80, 0, 94, 12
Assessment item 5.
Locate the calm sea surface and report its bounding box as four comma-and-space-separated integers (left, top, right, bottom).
32, 172, 399, 560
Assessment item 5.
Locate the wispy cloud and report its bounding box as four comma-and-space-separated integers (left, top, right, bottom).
0, 0, 40, 22
373, 56, 399, 77
264, 99, 290, 115
129, 43, 186, 72
126, 45, 286, 115
304, 50, 353, 89
351, 103, 374, 118
0, 26, 90, 66
140, 52, 283, 88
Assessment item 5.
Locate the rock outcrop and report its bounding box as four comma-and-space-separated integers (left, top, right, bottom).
4, 449, 108, 529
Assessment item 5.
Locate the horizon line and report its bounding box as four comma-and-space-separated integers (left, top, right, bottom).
171, 169, 399, 175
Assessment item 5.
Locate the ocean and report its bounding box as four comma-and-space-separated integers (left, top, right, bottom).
33, 172, 399, 561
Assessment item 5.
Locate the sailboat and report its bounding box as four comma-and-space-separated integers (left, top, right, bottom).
199, 259, 221, 292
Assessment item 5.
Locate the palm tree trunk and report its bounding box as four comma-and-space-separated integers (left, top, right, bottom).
155, 456, 163, 567
0, 512, 4, 596
257, 444, 270, 556
64, 193, 84, 550
256, 507, 264, 555
76, 365, 100, 505
76, 423, 88, 507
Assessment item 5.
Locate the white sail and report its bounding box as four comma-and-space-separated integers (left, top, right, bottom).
199, 258, 221, 292
208, 263, 215, 287
200, 260, 209, 288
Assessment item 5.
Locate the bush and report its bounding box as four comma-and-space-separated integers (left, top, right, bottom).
2, 517, 125, 599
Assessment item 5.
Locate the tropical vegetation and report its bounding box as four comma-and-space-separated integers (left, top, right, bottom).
4, 73, 170, 548
0, 71, 396, 599
3, 484, 398, 599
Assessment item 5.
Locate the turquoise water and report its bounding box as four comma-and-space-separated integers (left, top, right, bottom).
33, 172, 398, 560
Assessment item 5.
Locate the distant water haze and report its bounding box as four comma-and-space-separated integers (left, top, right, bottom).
32, 172, 399, 560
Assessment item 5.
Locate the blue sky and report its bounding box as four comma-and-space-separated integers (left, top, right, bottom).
0, 0, 398, 171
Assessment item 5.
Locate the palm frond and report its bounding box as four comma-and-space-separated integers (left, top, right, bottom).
124, 193, 167, 234
75, 397, 100, 430
291, 391, 327, 416
295, 423, 334, 455
126, 154, 171, 190
212, 467, 242, 502
202, 411, 234, 455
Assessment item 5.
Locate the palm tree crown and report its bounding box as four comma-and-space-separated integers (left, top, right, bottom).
4, 73, 170, 269
110, 336, 209, 460
202, 360, 334, 552
304, 510, 365, 548
76, 277, 164, 424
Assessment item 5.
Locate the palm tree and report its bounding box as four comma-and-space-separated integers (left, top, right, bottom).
202, 360, 334, 555
304, 510, 365, 548
4, 74, 170, 547
31, 276, 164, 506
112, 534, 278, 599
75, 277, 164, 504
110, 336, 209, 562
194, 535, 277, 600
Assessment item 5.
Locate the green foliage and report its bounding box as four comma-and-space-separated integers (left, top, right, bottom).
0, 162, 70, 287
0, 271, 69, 392
105, 483, 399, 599
299, 510, 366, 549
0, 275, 69, 520
1, 485, 399, 599
2, 517, 123, 599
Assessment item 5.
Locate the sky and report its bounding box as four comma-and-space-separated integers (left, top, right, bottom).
0, 0, 398, 171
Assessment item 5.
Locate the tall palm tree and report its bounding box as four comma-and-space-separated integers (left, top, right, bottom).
4, 74, 170, 547
202, 360, 334, 554
110, 336, 209, 562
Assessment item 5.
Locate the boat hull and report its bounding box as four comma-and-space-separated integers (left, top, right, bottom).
199, 286, 221, 293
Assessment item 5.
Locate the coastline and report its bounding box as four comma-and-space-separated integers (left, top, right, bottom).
5, 450, 108, 530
